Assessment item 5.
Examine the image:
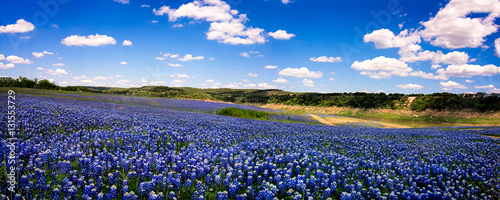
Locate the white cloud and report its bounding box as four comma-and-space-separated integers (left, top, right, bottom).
495, 38, 500, 57
281, 0, 290, 4
150, 81, 167, 85
6, 55, 32, 64
302, 79, 314, 87
264, 65, 278, 69
171, 79, 186, 87
465, 79, 475, 83
59, 81, 68, 85
475, 84, 495, 89
172, 23, 183, 28
170, 54, 179, 58
45, 68, 68, 76
310, 56, 342, 63
154, 0, 267, 45
0, 54, 4, 60
431, 64, 442, 70
436, 64, 500, 77
396, 83, 423, 90
247, 72, 258, 77
53, 63, 65, 67
61, 34, 116, 46
258, 83, 276, 89
20, 36, 30, 40
409, 70, 448, 80
400, 50, 470, 65
137, 78, 147, 83
80, 79, 96, 84
168, 63, 183, 67
93, 76, 108, 80
122, 40, 133, 46
329, 78, 335, 81
0, 62, 14, 69
420, 0, 500, 49
268, 30, 295, 40
33, 51, 53, 58
351, 56, 411, 79
0, 19, 35, 33
239, 52, 250, 57
364, 29, 421, 49
178, 54, 204, 61
117, 79, 130, 84
113, 0, 129, 4
151, 20, 159, 23
273, 77, 289, 83
32, 52, 44, 58
278, 67, 323, 78
120, 61, 128, 65
73, 75, 89, 80
141, 4, 150, 7
440, 80, 468, 91
202, 79, 222, 88
155, 57, 165, 60
209, 57, 215, 60
170, 73, 192, 78
115, 74, 123, 77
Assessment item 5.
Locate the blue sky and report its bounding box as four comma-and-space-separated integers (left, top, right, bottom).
1, 0, 500, 94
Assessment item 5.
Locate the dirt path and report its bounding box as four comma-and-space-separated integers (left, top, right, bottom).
310, 114, 409, 128
310, 114, 336, 126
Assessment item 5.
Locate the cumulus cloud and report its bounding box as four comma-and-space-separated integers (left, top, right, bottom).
258, 83, 276, 89
154, 0, 268, 45
0, 62, 14, 69
268, 30, 295, 40
419, 0, 500, 49
436, 64, 500, 77
475, 84, 495, 89
6, 55, 32, 64
247, 73, 258, 77
329, 78, 335, 81
72, 75, 89, 80
302, 79, 314, 87
351, 56, 411, 79
122, 40, 133, 46
396, 83, 423, 90
465, 79, 475, 83
168, 63, 183, 67
310, 56, 342, 63
239, 52, 250, 57
0, 54, 3, 60
440, 80, 468, 91
53, 63, 65, 67
409, 70, 448, 80
264, 65, 278, 69
178, 54, 204, 61
400, 50, 470, 65
113, 0, 129, 4
61, 34, 116, 46
281, 0, 290, 4
495, 38, 500, 57
364, 29, 420, 49
93, 76, 108, 80
32, 51, 53, 58
141, 4, 150, 7
278, 67, 323, 78
117, 79, 130, 84
39, 68, 68, 76
155, 57, 165, 61
0, 19, 35, 33
272, 77, 289, 83
364, 28, 470, 65
120, 61, 128, 65
170, 73, 192, 78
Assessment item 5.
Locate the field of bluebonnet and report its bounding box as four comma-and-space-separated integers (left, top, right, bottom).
1, 93, 499, 199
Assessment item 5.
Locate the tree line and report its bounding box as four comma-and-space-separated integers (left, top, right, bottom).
2, 77, 500, 112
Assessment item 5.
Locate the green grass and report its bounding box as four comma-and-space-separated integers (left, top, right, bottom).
216, 107, 270, 120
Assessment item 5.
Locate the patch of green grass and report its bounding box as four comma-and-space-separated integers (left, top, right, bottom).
216, 107, 270, 120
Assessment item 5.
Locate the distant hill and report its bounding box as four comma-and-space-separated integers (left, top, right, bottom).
2, 76, 500, 112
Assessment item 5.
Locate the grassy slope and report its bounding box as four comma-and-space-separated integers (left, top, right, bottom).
262, 104, 500, 127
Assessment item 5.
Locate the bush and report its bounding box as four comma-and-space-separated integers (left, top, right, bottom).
216, 107, 269, 120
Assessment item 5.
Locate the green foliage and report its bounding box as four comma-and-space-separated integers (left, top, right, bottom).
216, 107, 270, 120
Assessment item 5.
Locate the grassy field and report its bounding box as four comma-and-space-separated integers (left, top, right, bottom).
262, 104, 500, 128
